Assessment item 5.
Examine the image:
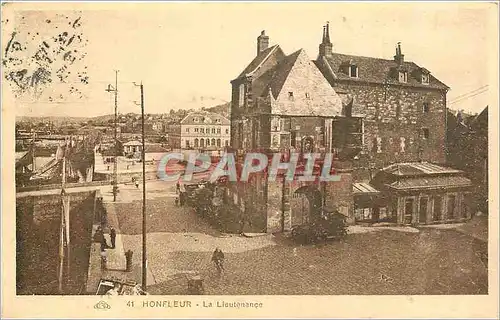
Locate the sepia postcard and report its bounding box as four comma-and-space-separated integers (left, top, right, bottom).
1, 1, 499, 318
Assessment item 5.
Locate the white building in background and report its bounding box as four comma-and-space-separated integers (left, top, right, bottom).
180, 111, 230, 150
123, 140, 142, 154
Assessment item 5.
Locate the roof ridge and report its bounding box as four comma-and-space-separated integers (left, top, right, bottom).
318, 52, 449, 89
331, 51, 417, 65
321, 55, 337, 80
266, 49, 304, 98
244, 45, 280, 78
180, 110, 230, 125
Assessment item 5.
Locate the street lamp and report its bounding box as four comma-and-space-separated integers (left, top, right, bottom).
105, 71, 119, 202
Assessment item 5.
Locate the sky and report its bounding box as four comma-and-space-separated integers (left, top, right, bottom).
2, 2, 498, 117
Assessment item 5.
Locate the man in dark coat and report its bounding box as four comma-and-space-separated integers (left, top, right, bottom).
94, 226, 108, 250
211, 248, 225, 272
110, 227, 117, 249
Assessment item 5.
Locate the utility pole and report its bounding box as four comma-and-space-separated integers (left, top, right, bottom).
31, 131, 36, 172
106, 71, 119, 201
134, 81, 147, 291
58, 141, 67, 294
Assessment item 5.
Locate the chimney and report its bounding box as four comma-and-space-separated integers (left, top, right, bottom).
257, 30, 269, 55
318, 22, 333, 58
394, 42, 404, 65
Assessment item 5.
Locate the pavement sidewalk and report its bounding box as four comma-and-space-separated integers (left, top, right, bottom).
101, 191, 157, 286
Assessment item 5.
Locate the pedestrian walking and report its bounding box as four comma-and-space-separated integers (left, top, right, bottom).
179, 182, 186, 206
110, 227, 116, 249
135, 178, 139, 189
93, 226, 103, 243
100, 232, 109, 251
211, 248, 225, 274
95, 226, 109, 250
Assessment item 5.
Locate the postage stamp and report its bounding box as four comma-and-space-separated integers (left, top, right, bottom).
1, 2, 498, 319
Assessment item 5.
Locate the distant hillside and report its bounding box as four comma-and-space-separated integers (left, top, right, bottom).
16, 116, 89, 125
16, 101, 232, 123
204, 102, 231, 118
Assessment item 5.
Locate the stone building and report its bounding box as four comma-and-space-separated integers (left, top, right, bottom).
312, 22, 472, 226
165, 123, 181, 149
314, 23, 450, 180
123, 140, 142, 154
225, 26, 472, 232
228, 31, 359, 233
180, 111, 230, 150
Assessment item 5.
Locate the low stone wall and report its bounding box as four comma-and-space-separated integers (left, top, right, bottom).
93, 170, 159, 184
85, 231, 103, 294
16, 180, 111, 193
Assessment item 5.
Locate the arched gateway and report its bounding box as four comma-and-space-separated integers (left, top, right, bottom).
291, 185, 323, 226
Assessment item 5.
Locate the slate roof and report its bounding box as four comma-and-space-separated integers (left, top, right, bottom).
387, 175, 472, 190
382, 162, 462, 177
315, 53, 449, 90
353, 182, 380, 195
237, 45, 280, 78
253, 49, 303, 99
123, 140, 142, 146
180, 111, 230, 126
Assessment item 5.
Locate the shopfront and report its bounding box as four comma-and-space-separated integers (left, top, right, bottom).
371, 163, 473, 226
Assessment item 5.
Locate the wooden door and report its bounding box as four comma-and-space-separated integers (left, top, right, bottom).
404, 198, 414, 225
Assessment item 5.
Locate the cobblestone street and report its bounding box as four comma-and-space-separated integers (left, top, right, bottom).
110, 180, 488, 295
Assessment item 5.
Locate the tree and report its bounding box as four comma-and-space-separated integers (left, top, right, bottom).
192, 186, 214, 217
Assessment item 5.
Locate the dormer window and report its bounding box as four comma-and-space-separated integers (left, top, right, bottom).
288, 92, 294, 100
349, 65, 358, 78
398, 71, 408, 83
421, 73, 429, 84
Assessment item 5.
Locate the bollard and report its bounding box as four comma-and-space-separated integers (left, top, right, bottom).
125, 250, 133, 272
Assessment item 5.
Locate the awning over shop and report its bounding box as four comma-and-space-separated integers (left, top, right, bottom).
387, 175, 472, 191
353, 182, 380, 196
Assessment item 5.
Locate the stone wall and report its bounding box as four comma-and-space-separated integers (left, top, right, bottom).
334, 81, 447, 171
94, 169, 158, 184
16, 190, 98, 294
266, 180, 283, 233
324, 169, 355, 224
